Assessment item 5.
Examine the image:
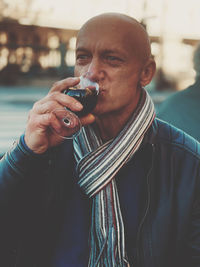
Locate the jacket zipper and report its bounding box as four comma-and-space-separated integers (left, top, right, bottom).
136, 144, 155, 267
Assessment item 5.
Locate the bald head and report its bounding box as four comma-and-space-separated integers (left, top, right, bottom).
74, 12, 156, 128
77, 12, 152, 64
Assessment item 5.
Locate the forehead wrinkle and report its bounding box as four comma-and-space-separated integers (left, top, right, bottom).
76, 40, 128, 59
77, 45, 126, 55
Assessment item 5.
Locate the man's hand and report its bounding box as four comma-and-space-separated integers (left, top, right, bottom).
24, 77, 95, 154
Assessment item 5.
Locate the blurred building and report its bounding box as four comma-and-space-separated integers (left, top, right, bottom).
0, 18, 78, 85
0, 18, 199, 90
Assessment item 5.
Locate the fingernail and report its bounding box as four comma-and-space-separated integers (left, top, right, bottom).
75, 102, 83, 109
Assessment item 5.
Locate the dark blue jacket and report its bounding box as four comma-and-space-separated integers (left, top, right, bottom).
0, 118, 200, 267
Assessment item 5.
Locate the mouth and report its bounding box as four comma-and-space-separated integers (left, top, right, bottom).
98, 86, 105, 95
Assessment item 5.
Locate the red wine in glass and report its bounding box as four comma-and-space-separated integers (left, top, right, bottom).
64, 86, 98, 117
51, 75, 99, 139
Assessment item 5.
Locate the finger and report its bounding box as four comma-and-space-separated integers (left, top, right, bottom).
32, 100, 63, 114
51, 93, 83, 112
34, 107, 81, 132
80, 113, 96, 126
33, 95, 83, 115
48, 111, 63, 134
27, 112, 52, 130
27, 111, 64, 137
49, 110, 81, 138
50, 77, 80, 93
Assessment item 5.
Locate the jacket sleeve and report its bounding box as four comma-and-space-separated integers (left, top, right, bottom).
0, 136, 50, 205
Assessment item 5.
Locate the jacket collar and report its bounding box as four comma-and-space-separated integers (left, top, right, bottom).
142, 118, 158, 146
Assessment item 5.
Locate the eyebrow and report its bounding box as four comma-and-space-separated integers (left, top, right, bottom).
76, 47, 90, 53
76, 47, 126, 58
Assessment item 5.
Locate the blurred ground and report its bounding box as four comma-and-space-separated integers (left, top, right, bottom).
0, 86, 49, 156
0, 86, 173, 157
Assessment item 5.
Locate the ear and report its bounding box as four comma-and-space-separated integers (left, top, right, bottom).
139, 57, 156, 87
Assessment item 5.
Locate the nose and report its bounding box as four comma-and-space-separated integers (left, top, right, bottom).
85, 58, 104, 82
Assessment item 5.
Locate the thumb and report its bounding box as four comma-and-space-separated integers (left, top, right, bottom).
80, 113, 96, 126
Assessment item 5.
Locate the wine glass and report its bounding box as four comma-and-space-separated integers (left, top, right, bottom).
51, 73, 99, 139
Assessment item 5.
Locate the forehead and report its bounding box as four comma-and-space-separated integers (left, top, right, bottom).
76, 15, 150, 62
76, 22, 135, 55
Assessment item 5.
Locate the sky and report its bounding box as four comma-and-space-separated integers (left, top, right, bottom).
15, 0, 200, 39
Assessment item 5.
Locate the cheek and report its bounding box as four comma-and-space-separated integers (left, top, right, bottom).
74, 67, 81, 77
110, 73, 139, 98
74, 65, 78, 76
74, 65, 88, 77
109, 75, 140, 107
115, 66, 140, 84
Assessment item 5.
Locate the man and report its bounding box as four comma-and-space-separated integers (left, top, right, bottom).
0, 13, 200, 267
158, 42, 200, 141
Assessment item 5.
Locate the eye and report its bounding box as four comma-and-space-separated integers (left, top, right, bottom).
104, 55, 124, 67
76, 54, 89, 60
107, 56, 121, 61
76, 54, 90, 65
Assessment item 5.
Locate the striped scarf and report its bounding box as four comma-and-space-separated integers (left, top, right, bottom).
73, 88, 155, 266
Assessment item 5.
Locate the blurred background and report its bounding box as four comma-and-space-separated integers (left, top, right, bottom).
0, 0, 200, 156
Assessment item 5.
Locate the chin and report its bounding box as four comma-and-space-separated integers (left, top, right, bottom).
93, 107, 111, 118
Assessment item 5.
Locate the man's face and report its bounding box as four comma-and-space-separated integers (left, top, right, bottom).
74, 19, 145, 118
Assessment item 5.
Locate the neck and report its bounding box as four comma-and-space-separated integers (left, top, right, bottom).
95, 115, 125, 142
95, 107, 137, 142
95, 89, 141, 142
